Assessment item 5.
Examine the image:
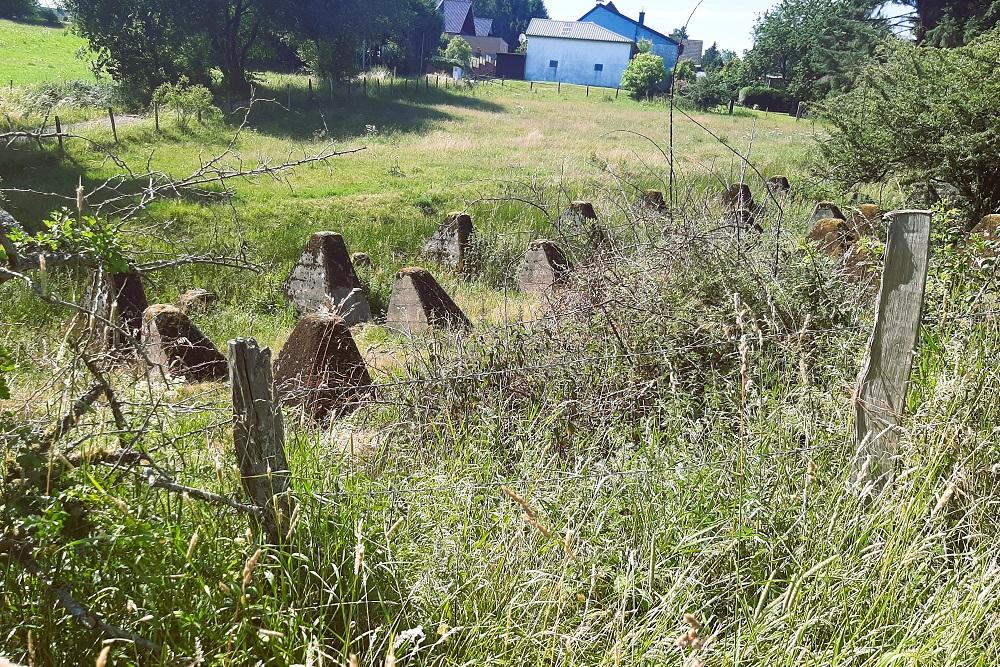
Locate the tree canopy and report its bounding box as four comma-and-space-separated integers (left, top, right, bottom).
889, 0, 1000, 46
744, 0, 891, 101
472, 0, 548, 47
0, 0, 37, 19
66, 0, 442, 97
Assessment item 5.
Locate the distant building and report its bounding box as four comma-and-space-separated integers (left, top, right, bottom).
524, 19, 633, 87
679, 39, 704, 66
578, 1, 681, 70
437, 0, 509, 62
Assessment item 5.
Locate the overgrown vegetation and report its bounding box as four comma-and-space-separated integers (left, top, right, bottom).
819, 27, 1000, 224
621, 52, 667, 99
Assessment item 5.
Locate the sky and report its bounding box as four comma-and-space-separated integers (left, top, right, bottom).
543, 0, 784, 53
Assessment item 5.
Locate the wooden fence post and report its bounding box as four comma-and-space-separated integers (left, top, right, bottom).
558, 81, 561, 93
54, 115, 64, 154
616, 87, 620, 99
308, 78, 313, 100
795, 102, 805, 121
154, 103, 160, 132
530, 81, 534, 92
853, 210, 932, 487
108, 107, 118, 144
286, 83, 292, 109
586, 85, 590, 97
229, 338, 295, 545
363, 77, 368, 97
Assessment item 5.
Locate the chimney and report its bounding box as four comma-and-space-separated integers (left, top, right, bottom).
638, 11, 645, 25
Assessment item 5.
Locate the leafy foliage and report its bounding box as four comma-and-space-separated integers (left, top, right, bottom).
0, 0, 35, 19
8, 209, 129, 273
152, 77, 216, 129
471, 0, 548, 46
744, 0, 891, 101
621, 53, 666, 99
817, 28, 1000, 225
890, 0, 1000, 45
443, 35, 473, 67
0, 346, 12, 400
739, 84, 796, 112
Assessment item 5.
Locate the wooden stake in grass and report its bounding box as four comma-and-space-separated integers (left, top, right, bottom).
853, 210, 931, 486
229, 338, 295, 545
54, 115, 63, 154
108, 107, 118, 144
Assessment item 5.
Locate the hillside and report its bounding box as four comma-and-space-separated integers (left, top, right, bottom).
0, 19, 94, 85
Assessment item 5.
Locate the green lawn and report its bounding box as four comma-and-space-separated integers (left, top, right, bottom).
0, 19, 94, 85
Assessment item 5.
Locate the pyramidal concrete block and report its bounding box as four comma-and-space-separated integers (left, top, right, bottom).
809, 202, 846, 226
273, 312, 373, 419
518, 239, 572, 294
141, 304, 228, 381
386, 267, 472, 335
283, 232, 371, 325
422, 212, 474, 273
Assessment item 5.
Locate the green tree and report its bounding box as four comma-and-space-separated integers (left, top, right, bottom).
887, 0, 1000, 45
636, 38, 653, 54
472, 0, 548, 47
817, 28, 1000, 224
443, 35, 473, 67
702, 42, 721, 70
621, 52, 666, 99
744, 0, 890, 101
0, 0, 36, 19
670, 26, 689, 40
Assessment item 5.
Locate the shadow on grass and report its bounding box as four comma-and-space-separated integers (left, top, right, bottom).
235, 84, 506, 142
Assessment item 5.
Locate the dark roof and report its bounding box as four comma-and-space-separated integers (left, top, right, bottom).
578, 2, 680, 46
437, 0, 475, 35
474, 17, 493, 37
526, 19, 633, 43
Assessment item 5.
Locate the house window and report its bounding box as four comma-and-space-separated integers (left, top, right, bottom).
594, 64, 604, 72
549, 60, 559, 68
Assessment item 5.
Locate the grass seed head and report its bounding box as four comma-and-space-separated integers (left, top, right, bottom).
242, 548, 263, 590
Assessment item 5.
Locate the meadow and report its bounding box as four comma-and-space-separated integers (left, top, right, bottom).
0, 18, 94, 86
2, 30, 998, 667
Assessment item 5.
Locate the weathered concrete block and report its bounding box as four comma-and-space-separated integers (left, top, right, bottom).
112, 271, 149, 343
807, 217, 857, 258
141, 304, 228, 381
518, 239, 572, 294
809, 202, 845, 226
386, 267, 472, 335
560, 201, 608, 248
422, 212, 474, 273
722, 183, 755, 211
564, 201, 597, 220
971, 214, 1000, 257
283, 232, 371, 325
767, 175, 791, 196
351, 252, 373, 270
273, 312, 372, 419
176, 288, 217, 314
636, 189, 667, 212
726, 208, 763, 234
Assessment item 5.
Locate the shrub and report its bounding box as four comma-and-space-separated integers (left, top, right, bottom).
739, 85, 796, 113
152, 77, 217, 129
682, 74, 733, 111
817, 28, 1000, 226
442, 36, 473, 68
621, 53, 666, 99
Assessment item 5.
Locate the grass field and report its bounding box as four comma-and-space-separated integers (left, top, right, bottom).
0, 75, 824, 362
4, 67, 998, 667
0, 19, 94, 86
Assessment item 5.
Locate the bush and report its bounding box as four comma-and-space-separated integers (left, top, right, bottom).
682, 74, 733, 111
739, 85, 796, 113
443, 36, 473, 68
152, 77, 217, 129
621, 53, 666, 99
817, 28, 1000, 226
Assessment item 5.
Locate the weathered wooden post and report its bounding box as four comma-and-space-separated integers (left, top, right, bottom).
308, 77, 314, 100
363, 77, 368, 96
230, 338, 295, 545
728, 99, 735, 115
558, 81, 561, 93
853, 210, 932, 487
586, 85, 590, 97
795, 102, 805, 121
153, 103, 160, 132
286, 83, 292, 109
108, 107, 118, 144
530, 81, 534, 92
616, 87, 620, 99
54, 115, 64, 154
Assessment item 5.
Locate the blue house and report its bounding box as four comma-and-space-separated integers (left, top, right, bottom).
578, 2, 681, 70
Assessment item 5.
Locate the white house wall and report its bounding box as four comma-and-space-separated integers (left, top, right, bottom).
525, 36, 631, 87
